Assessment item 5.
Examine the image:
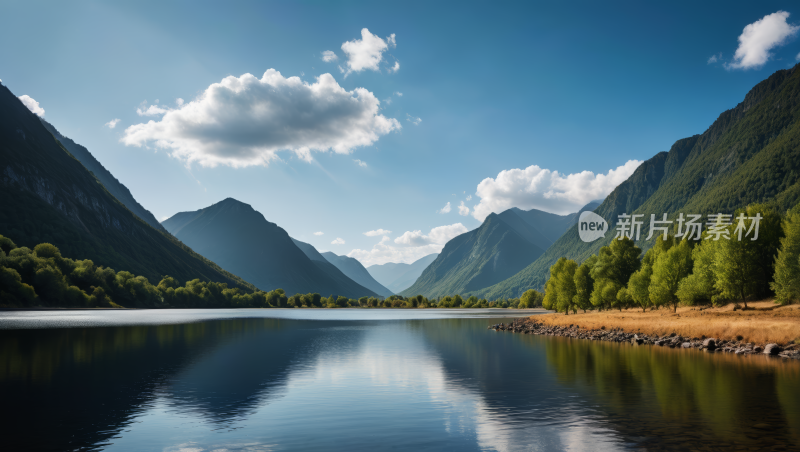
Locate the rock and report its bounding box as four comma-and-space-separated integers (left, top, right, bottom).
702, 338, 717, 350
754, 346, 763, 353
655, 340, 665, 346
763, 344, 782, 355
784, 344, 798, 351
681, 342, 692, 348
631, 334, 644, 345
735, 348, 746, 355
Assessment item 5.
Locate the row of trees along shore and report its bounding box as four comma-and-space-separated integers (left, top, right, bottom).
0, 232, 545, 309
543, 203, 800, 315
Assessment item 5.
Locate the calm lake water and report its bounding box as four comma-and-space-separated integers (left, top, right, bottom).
1, 309, 798, 451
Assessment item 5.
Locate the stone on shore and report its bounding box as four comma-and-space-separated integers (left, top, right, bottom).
763, 344, 781, 355
702, 338, 717, 350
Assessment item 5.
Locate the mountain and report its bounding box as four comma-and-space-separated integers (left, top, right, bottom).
162, 198, 378, 298
399, 202, 599, 298
320, 252, 393, 298
291, 238, 391, 298
474, 64, 800, 299
0, 84, 254, 290
367, 253, 439, 294
38, 118, 167, 233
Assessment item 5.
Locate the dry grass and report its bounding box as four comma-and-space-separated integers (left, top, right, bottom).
534, 300, 800, 345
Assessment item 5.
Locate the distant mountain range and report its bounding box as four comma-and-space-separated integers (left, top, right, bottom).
367, 254, 439, 294
0, 84, 253, 291
162, 198, 379, 298
292, 238, 392, 297
399, 202, 600, 298
472, 64, 800, 299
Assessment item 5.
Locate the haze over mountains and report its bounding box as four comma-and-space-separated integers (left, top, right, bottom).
367, 254, 439, 294
399, 202, 600, 298
162, 198, 379, 298
0, 84, 253, 290
472, 64, 800, 299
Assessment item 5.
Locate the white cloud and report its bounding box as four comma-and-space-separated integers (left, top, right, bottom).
340, 28, 396, 76
726, 11, 799, 70
314, 231, 324, 236
136, 103, 169, 116
466, 195, 472, 201
18, 95, 44, 117
348, 223, 467, 266
387, 33, 396, 48
176, 98, 184, 106
394, 91, 403, 97
321, 50, 338, 62
707, 53, 722, 64
331, 238, 345, 245
796, 51, 800, 61
471, 159, 642, 220
104, 118, 121, 129
354, 158, 368, 167
364, 229, 391, 237
438, 202, 451, 214
121, 69, 401, 167
458, 201, 470, 216
406, 114, 421, 125
390, 61, 400, 73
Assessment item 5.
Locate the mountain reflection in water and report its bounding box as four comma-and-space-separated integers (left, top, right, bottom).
1, 311, 797, 451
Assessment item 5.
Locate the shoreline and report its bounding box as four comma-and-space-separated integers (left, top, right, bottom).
489, 302, 800, 361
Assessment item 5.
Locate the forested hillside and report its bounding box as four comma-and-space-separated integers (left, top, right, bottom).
0, 84, 254, 290
475, 64, 800, 299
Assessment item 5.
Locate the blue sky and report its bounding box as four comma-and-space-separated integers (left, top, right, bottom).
2, 0, 800, 265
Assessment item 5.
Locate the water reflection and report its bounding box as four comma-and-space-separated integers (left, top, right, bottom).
0, 314, 797, 451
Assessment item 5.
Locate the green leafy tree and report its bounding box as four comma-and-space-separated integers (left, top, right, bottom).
650, 239, 693, 312
627, 263, 652, 312
589, 237, 641, 310
572, 255, 597, 312
772, 205, 800, 304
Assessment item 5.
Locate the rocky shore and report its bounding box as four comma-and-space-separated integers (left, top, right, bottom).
489, 318, 800, 360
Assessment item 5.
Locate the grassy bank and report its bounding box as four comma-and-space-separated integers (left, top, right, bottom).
533, 300, 800, 345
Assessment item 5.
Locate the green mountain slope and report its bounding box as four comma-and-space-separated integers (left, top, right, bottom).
475, 64, 800, 299
162, 198, 378, 298
399, 213, 546, 298
0, 84, 254, 290
367, 253, 438, 293
38, 119, 167, 233
399, 201, 600, 299
320, 251, 393, 298
291, 238, 391, 298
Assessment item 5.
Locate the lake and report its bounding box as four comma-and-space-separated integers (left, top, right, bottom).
1, 309, 798, 451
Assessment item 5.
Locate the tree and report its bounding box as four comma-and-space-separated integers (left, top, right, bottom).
572, 255, 597, 312
676, 238, 720, 306
590, 237, 641, 310
650, 239, 693, 312
627, 263, 652, 312
772, 205, 800, 304
555, 258, 578, 314
520, 289, 544, 309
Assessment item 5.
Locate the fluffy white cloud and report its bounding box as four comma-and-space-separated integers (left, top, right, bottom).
18, 95, 44, 117
390, 61, 400, 73
438, 202, 451, 214
341, 28, 396, 75
471, 160, 642, 220
354, 159, 367, 167
121, 70, 401, 167
321, 50, 338, 62
364, 229, 391, 236
331, 238, 345, 245
104, 118, 121, 129
458, 201, 469, 216
314, 231, 324, 236
726, 11, 799, 70
176, 98, 184, 106
348, 223, 468, 266
707, 53, 722, 64
466, 195, 472, 201
406, 114, 421, 125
